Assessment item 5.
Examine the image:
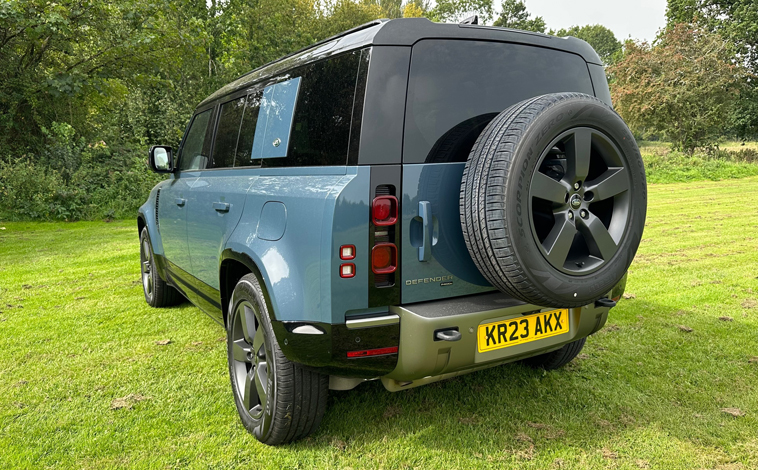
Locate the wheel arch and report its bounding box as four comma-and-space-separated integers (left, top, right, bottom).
137, 214, 147, 239
220, 250, 273, 328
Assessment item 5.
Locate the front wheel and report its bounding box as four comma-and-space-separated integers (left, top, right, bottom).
139, 227, 182, 307
226, 274, 328, 445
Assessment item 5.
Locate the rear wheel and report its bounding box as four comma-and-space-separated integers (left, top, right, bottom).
139, 227, 182, 307
227, 274, 328, 445
523, 338, 586, 370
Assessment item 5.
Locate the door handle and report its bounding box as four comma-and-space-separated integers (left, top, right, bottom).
175, 198, 186, 207
213, 202, 230, 213
418, 201, 432, 262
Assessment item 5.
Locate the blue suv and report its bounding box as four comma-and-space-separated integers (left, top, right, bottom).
138, 18, 646, 445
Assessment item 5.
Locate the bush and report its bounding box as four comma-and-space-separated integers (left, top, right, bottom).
0, 144, 164, 221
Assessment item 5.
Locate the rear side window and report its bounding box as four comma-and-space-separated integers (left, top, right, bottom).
404, 40, 595, 164
234, 92, 263, 167
211, 97, 246, 169
178, 109, 214, 171
262, 50, 362, 168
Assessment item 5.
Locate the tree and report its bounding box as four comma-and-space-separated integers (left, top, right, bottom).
666, 0, 758, 138
492, 0, 545, 33
609, 23, 746, 152
553, 24, 622, 64
430, 0, 494, 24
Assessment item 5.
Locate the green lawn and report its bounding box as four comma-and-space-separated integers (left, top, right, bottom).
1, 178, 758, 469
638, 141, 758, 184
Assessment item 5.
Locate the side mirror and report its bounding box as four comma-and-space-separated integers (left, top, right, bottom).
148, 145, 174, 173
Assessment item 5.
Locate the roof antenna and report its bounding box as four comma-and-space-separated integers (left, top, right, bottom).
460, 15, 478, 25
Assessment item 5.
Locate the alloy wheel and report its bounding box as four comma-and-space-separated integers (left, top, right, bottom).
230, 300, 271, 421
529, 127, 631, 274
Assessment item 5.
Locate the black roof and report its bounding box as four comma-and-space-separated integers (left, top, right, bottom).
200, 18, 603, 107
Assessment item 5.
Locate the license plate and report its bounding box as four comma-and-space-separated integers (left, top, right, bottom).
477, 309, 569, 353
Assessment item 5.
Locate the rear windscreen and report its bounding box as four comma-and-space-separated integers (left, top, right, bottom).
404, 40, 594, 164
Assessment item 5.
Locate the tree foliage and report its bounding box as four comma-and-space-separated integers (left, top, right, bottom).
666, 0, 758, 138
492, 0, 545, 32
610, 23, 747, 152
553, 24, 622, 64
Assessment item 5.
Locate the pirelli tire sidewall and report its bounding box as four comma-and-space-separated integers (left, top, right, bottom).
512, 98, 646, 306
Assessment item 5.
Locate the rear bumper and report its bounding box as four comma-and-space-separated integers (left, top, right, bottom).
380, 294, 609, 390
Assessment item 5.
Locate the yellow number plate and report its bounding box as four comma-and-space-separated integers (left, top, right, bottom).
477, 309, 569, 353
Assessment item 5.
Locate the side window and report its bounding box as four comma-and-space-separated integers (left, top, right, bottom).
178, 109, 213, 171
235, 91, 263, 167
262, 50, 361, 168
211, 97, 246, 169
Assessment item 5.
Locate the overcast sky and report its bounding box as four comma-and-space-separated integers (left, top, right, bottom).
525, 0, 668, 43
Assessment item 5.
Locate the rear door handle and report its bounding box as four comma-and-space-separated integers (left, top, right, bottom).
418, 201, 432, 262
175, 198, 186, 207
213, 202, 230, 213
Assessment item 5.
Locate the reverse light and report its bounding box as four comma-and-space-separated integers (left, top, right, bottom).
340, 245, 355, 260
372, 196, 398, 226
371, 243, 397, 274
347, 346, 398, 358
340, 263, 355, 278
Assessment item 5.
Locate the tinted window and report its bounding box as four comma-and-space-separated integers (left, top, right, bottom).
211, 97, 245, 169
178, 109, 213, 170
262, 50, 361, 168
404, 40, 595, 163
234, 91, 263, 167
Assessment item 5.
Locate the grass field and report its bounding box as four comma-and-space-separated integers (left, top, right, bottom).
638, 141, 758, 184
1, 178, 758, 469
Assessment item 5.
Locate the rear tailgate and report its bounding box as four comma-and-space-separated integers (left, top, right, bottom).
400, 39, 596, 304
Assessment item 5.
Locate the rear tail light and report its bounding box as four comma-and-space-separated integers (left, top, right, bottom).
372, 243, 397, 274
372, 196, 398, 226
347, 346, 398, 358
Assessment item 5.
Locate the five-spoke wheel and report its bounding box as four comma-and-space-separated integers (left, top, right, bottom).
226, 274, 328, 445
230, 299, 272, 423
530, 127, 631, 274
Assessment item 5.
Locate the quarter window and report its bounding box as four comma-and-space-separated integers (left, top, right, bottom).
262, 50, 362, 168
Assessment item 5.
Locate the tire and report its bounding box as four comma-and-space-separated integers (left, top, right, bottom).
460, 93, 646, 307
523, 338, 586, 370
226, 274, 328, 445
139, 227, 182, 307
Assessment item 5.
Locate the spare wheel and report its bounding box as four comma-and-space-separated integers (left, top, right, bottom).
460, 92, 647, 307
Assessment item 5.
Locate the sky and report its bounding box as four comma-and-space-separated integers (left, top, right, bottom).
525, 0, 668, 43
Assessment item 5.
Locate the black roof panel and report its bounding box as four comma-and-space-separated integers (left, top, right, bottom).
199, 18, 602, 107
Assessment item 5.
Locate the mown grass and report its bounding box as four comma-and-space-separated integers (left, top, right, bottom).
1, 178, 758, 469
638, 141, 758, 183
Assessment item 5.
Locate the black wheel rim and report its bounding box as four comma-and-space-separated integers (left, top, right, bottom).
140, 239, 153, 300
528, 127, 631, 275
230, 300, 270, 421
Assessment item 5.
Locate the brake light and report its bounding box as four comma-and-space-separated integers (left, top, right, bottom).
347, 346, 398, 358
372, 243, 397, 274
372, 196, 398, 226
